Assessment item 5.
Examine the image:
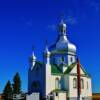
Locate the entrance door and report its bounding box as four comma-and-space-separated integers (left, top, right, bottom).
50, 96, 54, 100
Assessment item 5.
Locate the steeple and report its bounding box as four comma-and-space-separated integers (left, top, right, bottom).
59, 19, 67, 36
32, 51, 36, 62
44, 40, 50, 64
44, 40, 50, 55
30, 49, 36, 70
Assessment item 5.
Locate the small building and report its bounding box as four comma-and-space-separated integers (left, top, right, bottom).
26, 93, 39, 100
28, 20, 92, 100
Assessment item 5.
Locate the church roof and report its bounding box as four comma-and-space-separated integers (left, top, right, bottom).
51, 62, 90, 77
31, 61, 43, 70
51, 64, 63, 75
64, 62, 76, 74
52, 89, 68, 93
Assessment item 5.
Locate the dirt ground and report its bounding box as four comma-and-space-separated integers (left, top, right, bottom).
92, 93, 100, 100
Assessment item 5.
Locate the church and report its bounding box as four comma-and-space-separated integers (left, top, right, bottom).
28, 20, 92, 100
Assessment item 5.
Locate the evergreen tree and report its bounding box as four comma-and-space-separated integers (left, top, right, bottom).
3, 80, 12, 99
12, 72, 21, 94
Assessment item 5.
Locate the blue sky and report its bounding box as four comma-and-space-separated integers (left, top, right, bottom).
0, 0, 100, 93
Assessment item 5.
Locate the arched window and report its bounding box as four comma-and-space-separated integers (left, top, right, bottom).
73, 78, 77, 88
81, 79, 84, 89
87, 81, 88, 89
55, 78, 60, 89
70, 57, 73, 62
61, 56, 64, 62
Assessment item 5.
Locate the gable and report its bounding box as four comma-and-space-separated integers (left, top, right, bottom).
70, 64, 85, 74
64, 63, 76, 74
64, 62, 90, 77
32, 61, 43, 71
50, 62, 90, 77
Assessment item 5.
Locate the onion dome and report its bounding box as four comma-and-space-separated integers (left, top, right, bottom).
56, 19, 76, 53
67, 42, 76, 53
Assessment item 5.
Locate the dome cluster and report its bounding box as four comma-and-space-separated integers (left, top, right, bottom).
44, 19, 77, 55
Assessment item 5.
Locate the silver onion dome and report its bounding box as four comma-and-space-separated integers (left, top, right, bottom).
67, 42, 76, 53
56, 39, 76, 53
56, 19, 76, 53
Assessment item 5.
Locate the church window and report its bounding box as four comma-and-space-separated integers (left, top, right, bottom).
70, 57, 73, 62
87, 81, 88, 89
55, 78, 60, 89
56, 92, 58, 96
50, 96, 54, 100
61, 56, 64, 62
73, 78, 77, 88
81, 79, 84, 89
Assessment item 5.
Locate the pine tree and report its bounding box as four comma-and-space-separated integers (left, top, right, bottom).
12, 72, 21, 94
3, 80, 12, 99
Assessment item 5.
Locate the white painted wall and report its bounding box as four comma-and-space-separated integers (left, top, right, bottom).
69, 75, 77, 97
26, 93, 39, 100
59, 92, 67, 100
68, 75, 92, 99
70, 64, 84, 74
54, 92, 67, 100
45, 63, 62, 95
87, 78, 92, 97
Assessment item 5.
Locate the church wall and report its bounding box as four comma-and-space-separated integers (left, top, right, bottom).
87, 78, 92, 97
45, 64, 52, 96
53, 92, 67, 100
51, 75, 62, 89
80, 77, 90, 97
45, 63, 62, 95
59, 92, 67, 100
28, 69, 31, 93
40, 64, 46, 97
69, 75, 77, 97
70, 65, 84, 75
79, 77, 92, 98
28, 65, 45, 97
64, 74, 69, 90
68, 75, 92, 99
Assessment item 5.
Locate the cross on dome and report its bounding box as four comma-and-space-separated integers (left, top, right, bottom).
59, 19, 67, 36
